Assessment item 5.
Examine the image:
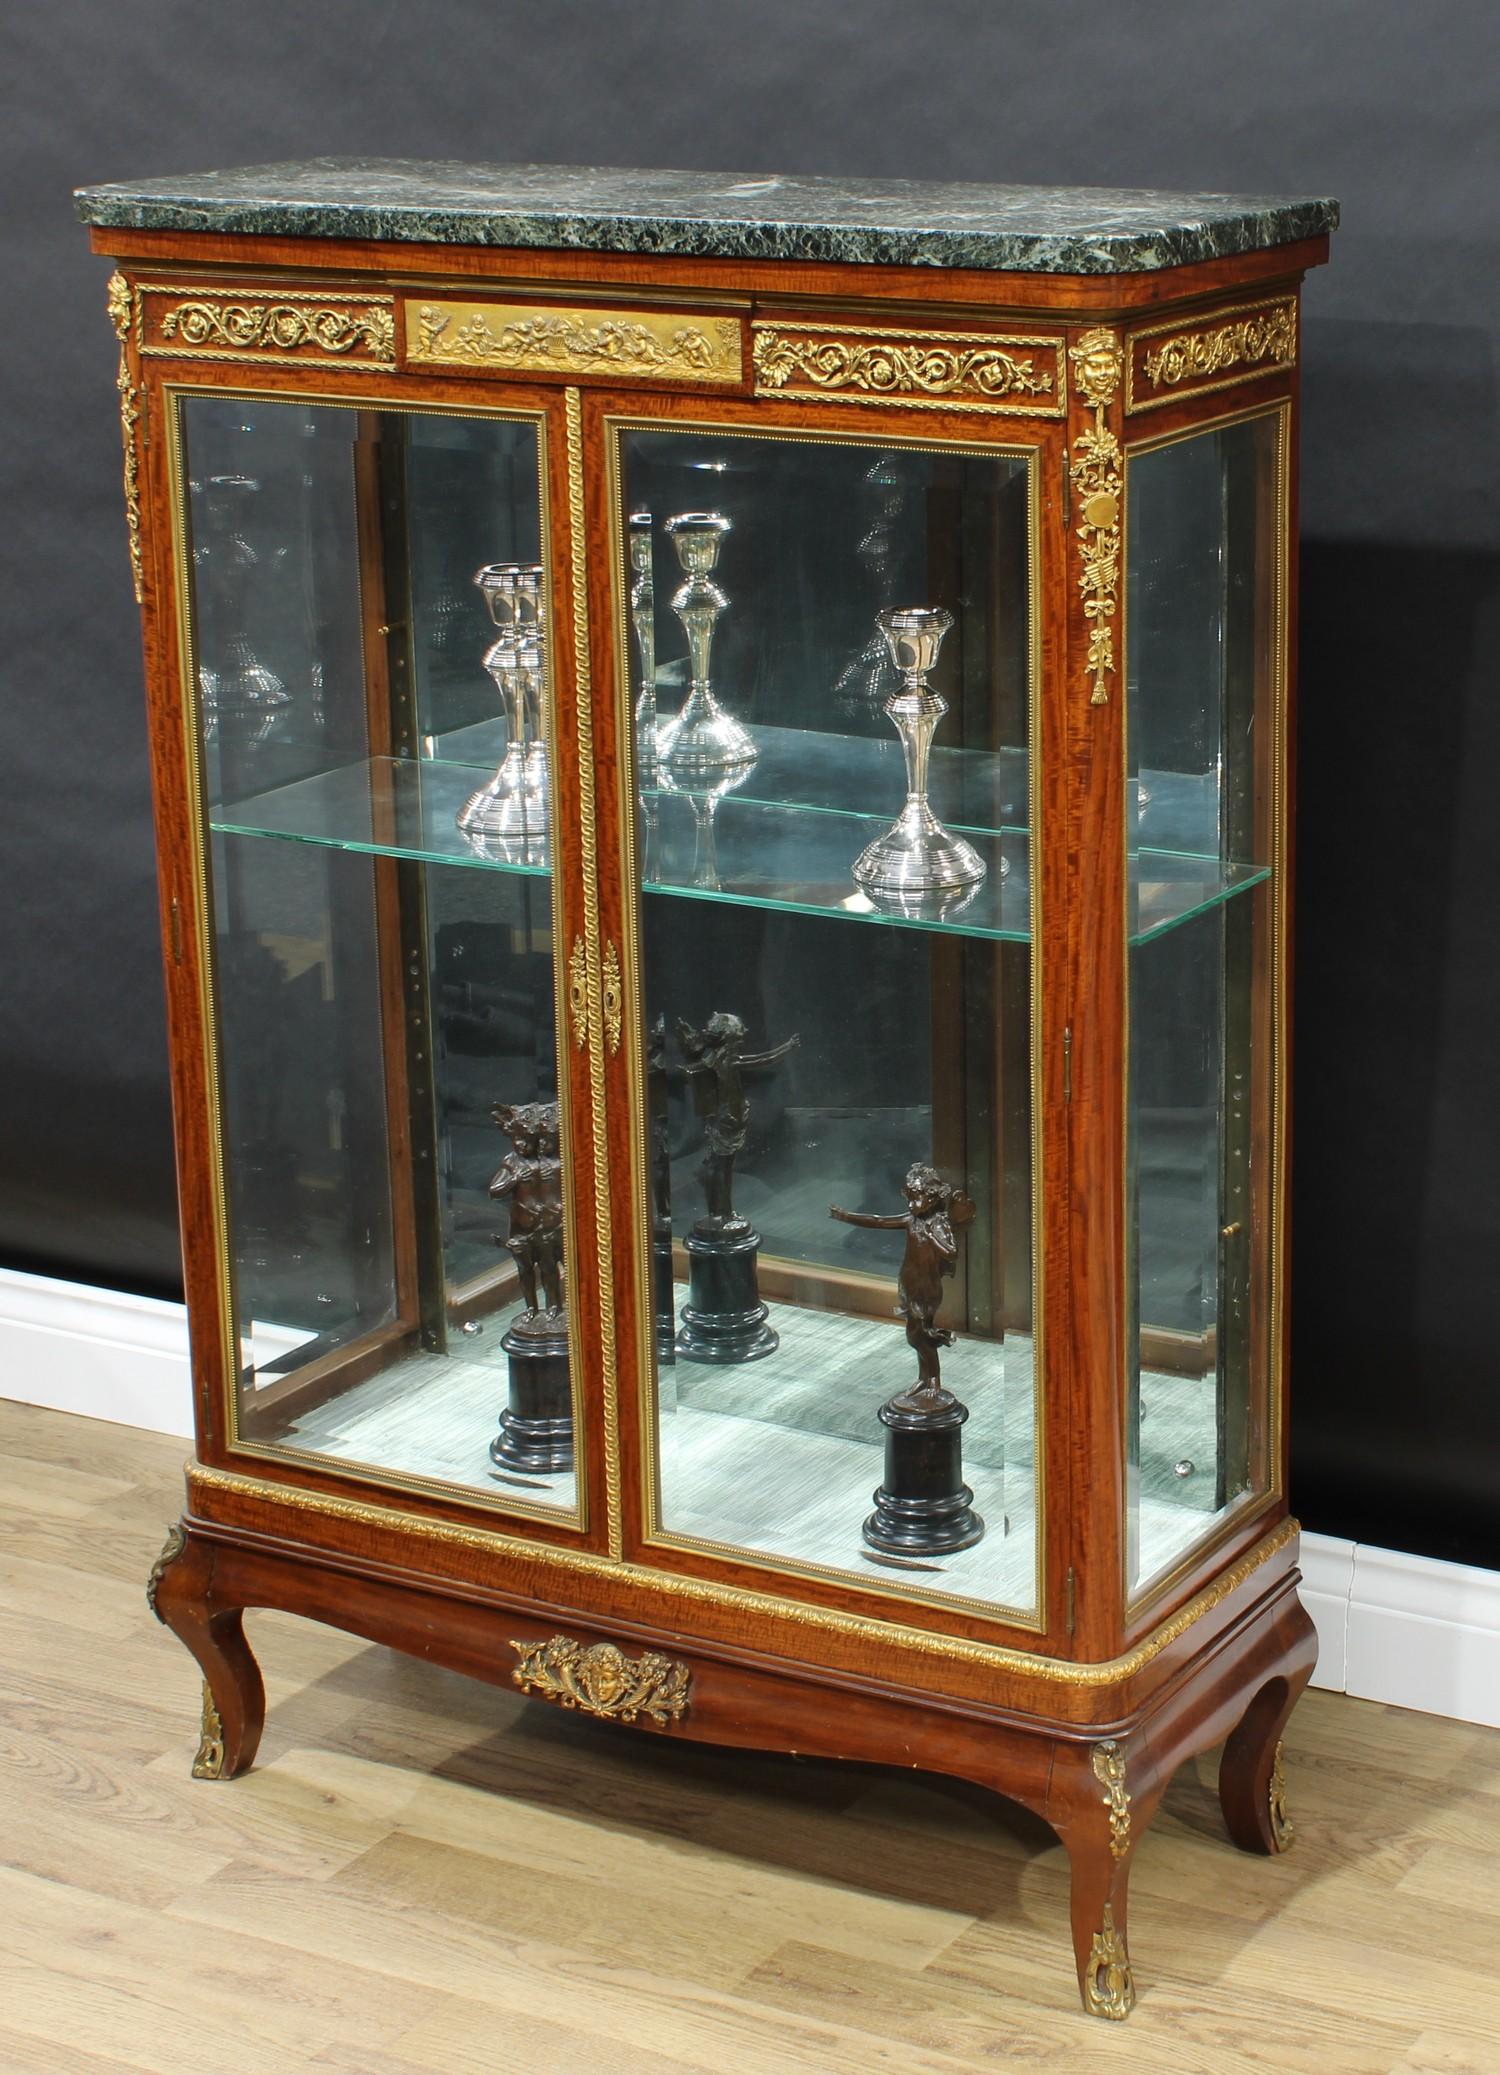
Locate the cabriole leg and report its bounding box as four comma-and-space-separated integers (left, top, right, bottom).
146, 1521, 265, 1780
1053, 1735, 1164, 2021
1218, 1599, 1317, 1854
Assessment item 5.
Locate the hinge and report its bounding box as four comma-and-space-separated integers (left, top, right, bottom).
169, 896, 184, 965
1063, 1024, 1073, 1104
139, 384, 150, 448
1066, 1566, 1077, 1636
1061, 444, 1072, 526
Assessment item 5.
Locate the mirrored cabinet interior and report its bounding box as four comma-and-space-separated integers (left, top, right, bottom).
80, 161, 1335, 2021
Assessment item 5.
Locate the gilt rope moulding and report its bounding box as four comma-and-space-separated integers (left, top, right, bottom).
78, 156, 1334, 2025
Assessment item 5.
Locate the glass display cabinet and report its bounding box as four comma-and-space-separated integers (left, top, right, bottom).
78, 160, 1336, 2021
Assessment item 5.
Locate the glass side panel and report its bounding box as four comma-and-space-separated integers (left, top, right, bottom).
618, 422, 1039, 1621
180, 392, 579, 1517
1125, 412, 1281, 1594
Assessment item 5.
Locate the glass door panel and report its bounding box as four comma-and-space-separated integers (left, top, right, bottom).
1125, 410, 1283, 1594
178, 392, 581, 1520
616, 420, 1040, 1621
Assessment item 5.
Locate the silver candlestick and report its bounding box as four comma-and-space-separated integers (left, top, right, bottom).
656, 760, 750, 893
513, 563, 549, 805
657, 512, 756, 773
852, 607, 986, 897
457, 562, 550, 846
194, 471, 291, 715
832, 453, 907, 721
629, 510, 659, 791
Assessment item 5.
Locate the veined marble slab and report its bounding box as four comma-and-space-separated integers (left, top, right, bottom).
75, 160, 1338, 274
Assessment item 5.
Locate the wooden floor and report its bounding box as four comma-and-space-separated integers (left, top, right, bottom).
3, 1396, 1498, 2074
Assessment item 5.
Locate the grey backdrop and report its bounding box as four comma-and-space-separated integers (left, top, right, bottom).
3, 0, 1497, 1567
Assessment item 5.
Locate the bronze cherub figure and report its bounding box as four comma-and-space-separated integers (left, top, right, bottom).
489, 1099, 566, 1335
677, 1009, 798, 1235
830, 1162, 976, 1405
831, 1161, 985, 1556
487, 1098, 572, 1476
672, 1007, 797, 1365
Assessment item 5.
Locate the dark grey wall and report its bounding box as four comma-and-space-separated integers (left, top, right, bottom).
3, 0, 1497, 1567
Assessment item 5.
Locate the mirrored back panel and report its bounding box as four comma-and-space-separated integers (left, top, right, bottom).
1124, 408, 1285, 1597
175, 391, 582, 1521
613, 419, 1045, 1623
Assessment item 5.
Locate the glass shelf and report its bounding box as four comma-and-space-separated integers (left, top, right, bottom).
1131, 853, 1269, 947
428, 722, 1223, 857
211, 750, 1268, 945
436, 717, 1031, 835
642, 787, 1029, 941
211, 755, 553, 877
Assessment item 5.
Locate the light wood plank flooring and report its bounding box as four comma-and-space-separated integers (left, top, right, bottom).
2, 1394, 1497, 2073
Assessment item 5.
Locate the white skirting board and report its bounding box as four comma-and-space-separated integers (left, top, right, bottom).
2, 1266, 1497, 1730
0, 1266, 193, 1438
1300, 1533, 1500, 1731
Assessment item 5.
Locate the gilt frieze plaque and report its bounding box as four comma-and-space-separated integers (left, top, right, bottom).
407, 300, 744, 385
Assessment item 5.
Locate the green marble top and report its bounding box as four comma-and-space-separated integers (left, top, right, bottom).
74, 159, 1338, 275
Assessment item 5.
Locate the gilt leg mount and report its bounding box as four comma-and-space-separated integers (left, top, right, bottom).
1218, 1602, 1316, 1855
1082, 1904, 1135, 2021
146, 1519, 266, 1781
1054, 1733, 1162, 2022
1268, 1740, 1294, 1851
193, 1681, 227, 1780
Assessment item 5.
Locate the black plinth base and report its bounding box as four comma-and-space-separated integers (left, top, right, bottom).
675, 1225, 777, 1365
863, 1389, 985, 1556
653, 1230, 678, 1362
491, 1322, 573, 1475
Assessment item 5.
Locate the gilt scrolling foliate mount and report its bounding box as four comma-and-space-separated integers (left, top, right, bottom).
567, 939, 589, 1050
511, 1635, 692, 1725
1091, 1739, 1132, 1857
1083, 1905, 1135, 2020
145, 1522, 186, 1619
1067, 329, 1124, 707
1269, 1739, 1294, 1849
602, 941, 623, 1055
106, 272, 145, 606
1127, 296, 1297, 411
752, 321, 1065, 415
192, 1682, 227, 1780
141, 285, 397, 367
567, 938, 622, 1056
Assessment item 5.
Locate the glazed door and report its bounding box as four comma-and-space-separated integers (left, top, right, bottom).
166, 383, 600, 1535
590, 388, 1054, 1640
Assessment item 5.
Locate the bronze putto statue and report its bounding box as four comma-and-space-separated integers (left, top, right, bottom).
489, 1099, 566, 1335
830, 1160, 985, 1555
677, 1010, 799, 1236
830, 1162, 976, 1405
